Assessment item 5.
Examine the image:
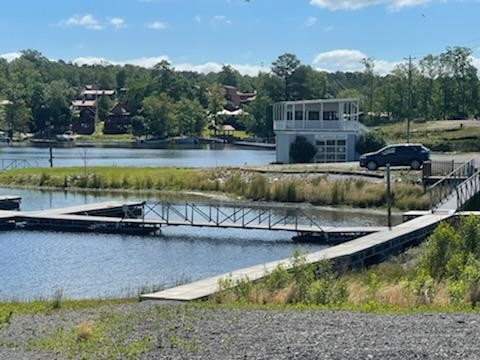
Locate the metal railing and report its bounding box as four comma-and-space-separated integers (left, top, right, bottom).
423, 160, 468, 178
429, 159, 476, 212
0, 159, 38, 172
456, 171, 480, 210
141, 201, 324, 233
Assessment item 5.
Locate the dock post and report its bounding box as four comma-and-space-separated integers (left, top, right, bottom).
386, 164, 392, 229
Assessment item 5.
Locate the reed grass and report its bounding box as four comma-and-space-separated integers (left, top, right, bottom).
0, 167, 429, 210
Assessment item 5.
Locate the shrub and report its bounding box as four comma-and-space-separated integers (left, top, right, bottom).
289, 136, 316, 163
264, 264, 292, 292
355, 132, 386, 154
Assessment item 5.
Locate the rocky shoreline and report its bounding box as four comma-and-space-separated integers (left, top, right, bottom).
1, 301, 480, 359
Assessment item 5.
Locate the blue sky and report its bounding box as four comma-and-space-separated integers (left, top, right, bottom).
1, 0, 480, 74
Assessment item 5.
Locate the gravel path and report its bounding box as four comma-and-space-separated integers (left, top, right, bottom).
1, 302, 480, 359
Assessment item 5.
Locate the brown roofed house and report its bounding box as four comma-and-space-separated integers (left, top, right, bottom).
104, 103, 131, 135
223, 85, 257, 111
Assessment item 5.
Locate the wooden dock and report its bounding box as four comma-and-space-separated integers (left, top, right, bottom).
141, 212, 453, 302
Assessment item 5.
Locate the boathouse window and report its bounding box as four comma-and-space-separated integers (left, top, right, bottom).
308, 111, 320, 120
295, 111, 303, 121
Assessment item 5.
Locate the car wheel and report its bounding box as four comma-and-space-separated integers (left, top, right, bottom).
410, 159, 421, 170
367, 161, 378, 171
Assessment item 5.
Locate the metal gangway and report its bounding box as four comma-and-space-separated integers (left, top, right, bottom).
0, 159, 37, 172
429, 159, 479, 212
141, 201, 325, 233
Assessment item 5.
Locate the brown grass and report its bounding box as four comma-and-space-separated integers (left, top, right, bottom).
271, 285, 297, 305
432, 286, 450, 307
347, 281, 368, 305
376, 284, 413, 307
78, 320, 94, 341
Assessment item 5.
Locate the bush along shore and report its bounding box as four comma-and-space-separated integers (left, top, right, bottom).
0, 167, 429, 210
211, 215, 480, 311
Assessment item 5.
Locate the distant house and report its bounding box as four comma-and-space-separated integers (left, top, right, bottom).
104, 103, 131, 135
80, 85, 115, 101
72, 108, 96, 135
223, 85, 257, 111
273, 98, 366, 163
72, 99, 96, 112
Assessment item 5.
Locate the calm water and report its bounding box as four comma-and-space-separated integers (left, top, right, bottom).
0, 188, 395, 300
0, 145, 275, 168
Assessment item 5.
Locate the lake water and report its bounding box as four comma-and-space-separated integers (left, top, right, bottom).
0, 144, 276, 168
0, 187, 395, 300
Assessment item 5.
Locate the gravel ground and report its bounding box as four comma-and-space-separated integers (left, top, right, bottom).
1, 301, 480, 359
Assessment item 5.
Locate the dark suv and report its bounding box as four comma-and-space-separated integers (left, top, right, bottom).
359, 144, 430, 171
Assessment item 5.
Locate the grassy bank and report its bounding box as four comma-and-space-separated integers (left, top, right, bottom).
0, 297, 134, 322
0, 166, 429, 210
379, 119, 480, 152
212, 215, 480, 310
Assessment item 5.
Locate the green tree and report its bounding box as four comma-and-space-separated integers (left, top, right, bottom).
288, 65, 327, 101
207, 85, 227, 125
217, 65, 239, 87
97, 94, 112, 122
138, 93, 174, 138
242, 95, 273, 138
1, 100, 31, 136
174, 98, 207, 136
42, 80, 74, 133
271, 53, 301, 100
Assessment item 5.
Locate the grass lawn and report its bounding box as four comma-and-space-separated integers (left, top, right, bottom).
377, 119, 480, 152
76, 122, 136, 143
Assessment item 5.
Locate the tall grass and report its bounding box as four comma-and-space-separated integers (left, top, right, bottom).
212, 216, 480, 310
0, 167, 429, 210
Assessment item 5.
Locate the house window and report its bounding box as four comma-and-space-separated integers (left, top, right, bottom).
287, 112, 293, 120
323, 111, 338, 120
308, 111, 320, 120
295, 111, 303, 121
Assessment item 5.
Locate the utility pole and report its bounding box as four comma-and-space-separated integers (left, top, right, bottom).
405, 55, 416, 143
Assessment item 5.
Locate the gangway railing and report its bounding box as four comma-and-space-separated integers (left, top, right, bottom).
456, 170, 480, 210
429, 159, 476, 212
0, 159, 38, 172
141, 201, 324, 233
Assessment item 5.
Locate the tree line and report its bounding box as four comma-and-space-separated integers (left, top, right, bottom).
0, 47, 478, 139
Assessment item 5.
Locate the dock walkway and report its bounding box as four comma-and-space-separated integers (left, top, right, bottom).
141, 212, 452, 301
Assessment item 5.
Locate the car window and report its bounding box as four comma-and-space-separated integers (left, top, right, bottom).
382, 147, 396, 155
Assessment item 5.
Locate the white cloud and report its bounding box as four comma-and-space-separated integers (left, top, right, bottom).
65, 14, 103, 30
109, 18, 126, 29
148, 21, 168, 30
194, 15, 202, 23
313, 49, 399, 74
310, 0, 430, 10
0, 52, 22, 62
305, 16, 317, 26
71, 56, 264, 76
211, 15, 232, 25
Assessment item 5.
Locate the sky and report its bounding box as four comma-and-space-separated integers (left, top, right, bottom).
1, 0, 480, 75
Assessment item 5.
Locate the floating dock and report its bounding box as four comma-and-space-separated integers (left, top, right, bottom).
0, 196, 21, 211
